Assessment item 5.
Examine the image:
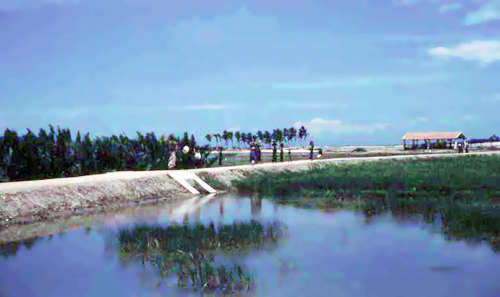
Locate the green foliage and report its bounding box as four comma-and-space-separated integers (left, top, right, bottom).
0, 126, 210, 182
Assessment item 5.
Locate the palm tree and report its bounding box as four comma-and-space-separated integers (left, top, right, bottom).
263, 131, 271, 148
205, 134, 212, 147
283, 128, 289, 147
222, 130, 229, 148
257, 131, 263, 144
275, 129, 283, 145
213, 133, 220, 147
299, 126, 307, 148
246, 133, 253, 147
235, 131, 241, 148
227, 131, 234, 148
241, 133, 247, 148
303, 127, 309, 147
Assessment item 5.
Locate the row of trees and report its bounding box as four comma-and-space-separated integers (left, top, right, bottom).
205, 126, 309, 149
468, 135, 500, 144
0, 124, 310, 182
0, 126, 212, 182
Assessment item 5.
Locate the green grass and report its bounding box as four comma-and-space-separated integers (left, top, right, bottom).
231, 154, 500, 203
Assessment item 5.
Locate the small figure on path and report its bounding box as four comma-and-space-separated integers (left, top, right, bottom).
194, 147, 202, 168
168, 145, 177, 169
219, 147, 223, 166
250, 145, 256, 165
465, 141, 469, 153
272, 141, 277, 163
288, 149, 292, 162
181, 145, 190, 169
257, 143, 262, 162
280, 143, 284, 162
309, 141, 314, 161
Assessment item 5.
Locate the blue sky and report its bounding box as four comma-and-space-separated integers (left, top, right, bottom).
1, 0, 499, 146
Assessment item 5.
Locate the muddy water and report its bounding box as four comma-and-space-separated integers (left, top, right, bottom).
1, 194, 500, 297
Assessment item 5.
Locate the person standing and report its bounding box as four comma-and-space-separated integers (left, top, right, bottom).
182, 145, 190, 169
257, 143, 262, 163
168, 144, 177, 169
280, 143, 284, 162
272, 142, 277, 163
219, 147, 223, 166
309, 141, 314, 161
288, 149, 292, 162
250, 145, 256, 165
317, 148, 323, 158
465, 141, 469, 153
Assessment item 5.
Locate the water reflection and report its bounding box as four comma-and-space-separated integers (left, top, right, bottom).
1, 194, 500, 297
105, 218, 288, 294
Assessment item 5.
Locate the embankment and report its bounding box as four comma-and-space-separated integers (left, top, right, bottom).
1, 151, 500, 228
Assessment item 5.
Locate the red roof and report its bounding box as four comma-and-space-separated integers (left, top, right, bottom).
402, 132, 466, 140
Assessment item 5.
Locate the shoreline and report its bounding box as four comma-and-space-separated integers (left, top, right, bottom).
1, 150, 500, 232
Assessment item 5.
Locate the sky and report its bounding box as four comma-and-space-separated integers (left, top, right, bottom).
1, 0, 499, 146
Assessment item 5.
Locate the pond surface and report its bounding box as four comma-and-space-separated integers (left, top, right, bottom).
1, 194, 500, 297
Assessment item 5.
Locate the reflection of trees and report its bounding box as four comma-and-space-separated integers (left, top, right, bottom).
109, 220, 288, 293
0, 237, 42, 260
372, 190, 500, 254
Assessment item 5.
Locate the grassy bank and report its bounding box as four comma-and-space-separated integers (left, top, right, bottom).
230, 154, 500, 205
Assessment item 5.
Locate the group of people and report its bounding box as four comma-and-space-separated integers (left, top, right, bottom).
457, 141, 469, 154
167, 143, 205, 170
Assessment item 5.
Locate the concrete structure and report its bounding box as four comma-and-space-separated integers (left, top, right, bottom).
402, 132, 466, 150
167, 171, 217, 195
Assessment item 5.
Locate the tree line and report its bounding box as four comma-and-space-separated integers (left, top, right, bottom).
468, 135, 500, 144
206, 126, 309, 149
0, 125, 309, 182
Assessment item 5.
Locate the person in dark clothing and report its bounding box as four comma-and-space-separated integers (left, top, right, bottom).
219, 147, 223, 166
272, 141, 277, 163
288, 149, 292, 162
318, 148, 323, 158
309, 141, 314, 161
250, 145, 256, 165
257, 143, 262, 162
280, 143, 284, 162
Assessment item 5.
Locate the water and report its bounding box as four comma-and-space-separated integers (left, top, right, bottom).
1, 194, 500, 297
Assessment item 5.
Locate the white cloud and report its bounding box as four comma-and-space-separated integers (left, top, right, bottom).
439, 3, 461, 13
293, 118, 394, 137
463, 0, 500, 25
179, 104, 232, 110
428, 40, 500, 63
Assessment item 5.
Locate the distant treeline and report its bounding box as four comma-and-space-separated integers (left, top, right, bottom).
468, 135, 500, 144
0, 125, 311, 182
0, 126, 211, 182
